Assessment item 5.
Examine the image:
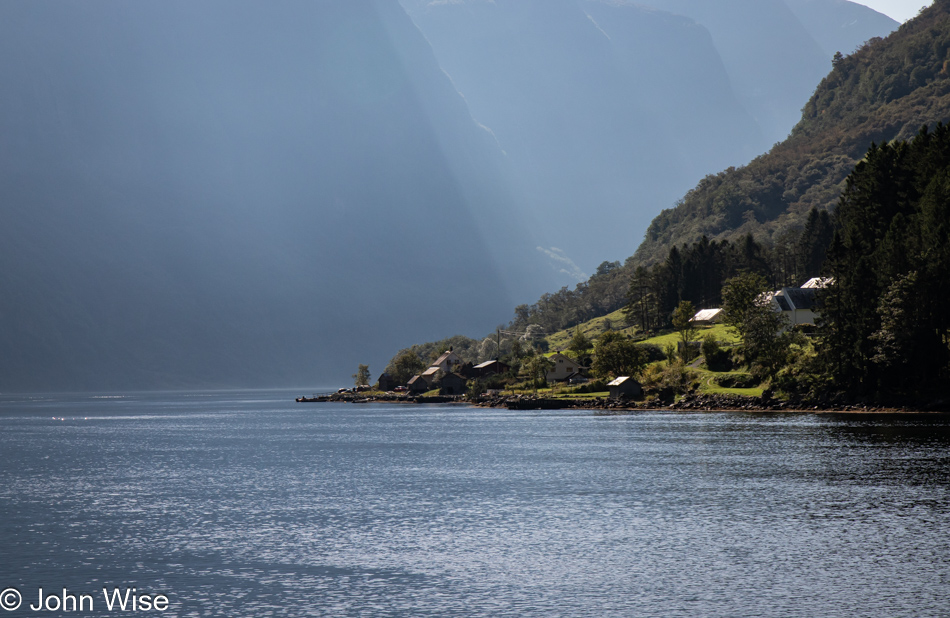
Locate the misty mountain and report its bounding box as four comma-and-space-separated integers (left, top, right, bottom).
0, 0, 553, 391
635, 0, 896, 143
399, 0, 897, 270
635, 0, 950, 265
784, 0, 903, 58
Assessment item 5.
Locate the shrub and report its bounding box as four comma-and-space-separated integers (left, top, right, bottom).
638, 343, 666, 363
714, 373, 758, 389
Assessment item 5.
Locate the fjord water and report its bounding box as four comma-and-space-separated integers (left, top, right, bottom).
1, 392, 948, 617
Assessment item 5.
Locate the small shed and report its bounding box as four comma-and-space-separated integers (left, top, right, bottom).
421, 366, 441, 386
439, 372, 467, 396
473, 360, 510, 377
608, 376, 642, 400
407, 375, 429, 394
377, 372, 395, 391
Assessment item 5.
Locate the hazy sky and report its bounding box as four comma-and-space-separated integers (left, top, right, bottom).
856, 0, 931, 22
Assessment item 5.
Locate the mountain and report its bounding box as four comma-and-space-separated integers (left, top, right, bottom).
784, 0, 903, 58
634, 0, 950, 266
399, 0, 897, 271
0, 0, 554, 392
635, 0, 898, 144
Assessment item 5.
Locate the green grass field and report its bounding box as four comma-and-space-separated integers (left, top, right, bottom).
692, 368, 764, 397
544, 309, 637, 350
545, 314, 740, 353
638, 324, 740, 348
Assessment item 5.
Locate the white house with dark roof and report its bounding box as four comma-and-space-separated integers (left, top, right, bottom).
769, 280, 825, 327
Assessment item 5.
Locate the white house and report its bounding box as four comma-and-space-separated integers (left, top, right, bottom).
429, 349, 463, 373
770, 286, 820, 326
545, 352, 586, 382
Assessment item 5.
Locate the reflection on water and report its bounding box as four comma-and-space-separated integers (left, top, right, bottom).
1, 392, 948, 617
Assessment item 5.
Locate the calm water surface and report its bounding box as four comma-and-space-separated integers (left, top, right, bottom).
0, 391, 948, 617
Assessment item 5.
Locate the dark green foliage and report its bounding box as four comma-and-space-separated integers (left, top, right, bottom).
623, 231, 827, 333
638, 344, 666, 363
591, 332, 649, 379
798, 208, 835, 277
818, 124, 950, 398
714, 373, 758, 389
571, 379, 608, 394
672, 300, 697, 362
386, 351, 426, 386
721, 273, 802, 380
525, 354, 554, 389
701, 334, 733, 371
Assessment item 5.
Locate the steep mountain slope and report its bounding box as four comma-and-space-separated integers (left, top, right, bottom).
399, 0, 896, 271
0, 0, 552, 391
635, 0, 950, 265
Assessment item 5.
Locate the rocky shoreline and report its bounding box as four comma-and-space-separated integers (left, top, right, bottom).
297, 391, 947, 413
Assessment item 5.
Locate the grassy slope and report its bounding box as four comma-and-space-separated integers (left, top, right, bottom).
543, 317, 758, 399
545, 317, 739, 352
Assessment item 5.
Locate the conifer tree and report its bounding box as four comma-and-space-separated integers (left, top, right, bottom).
818, 124, 950, 398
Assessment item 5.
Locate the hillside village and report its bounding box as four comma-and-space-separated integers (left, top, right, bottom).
321, 4, 950, 410
337, 275, 834, 408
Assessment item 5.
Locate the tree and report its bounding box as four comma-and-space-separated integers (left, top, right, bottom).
525, 354, 554, 391
797, 207, 834, 278
567, 328, 592, 359
671, 300, 697, 362
818, 125, 950, 396
624, 265, 659, 332
386, 351, 425, 386
721, 272, 770, 334
591, 332, 648, 379
353, 364, 371, 387
721, 273, 793, 379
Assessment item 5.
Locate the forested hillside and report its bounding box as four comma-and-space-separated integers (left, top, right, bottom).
819, 123, 950, 399
635, 1, 950, 266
